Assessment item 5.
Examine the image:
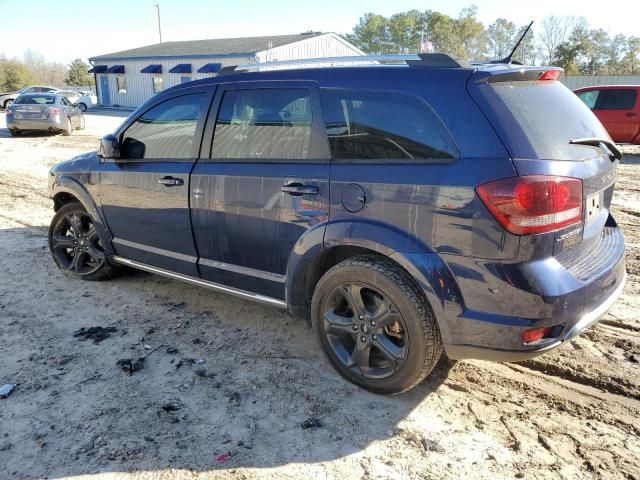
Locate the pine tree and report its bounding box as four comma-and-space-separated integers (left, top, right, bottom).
65, 58, 93, 86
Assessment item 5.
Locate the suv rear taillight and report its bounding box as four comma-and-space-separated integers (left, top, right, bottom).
5, 107, 13, 115
476, 175, 582, 235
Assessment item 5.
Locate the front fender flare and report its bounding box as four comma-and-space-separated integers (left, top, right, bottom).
51, 176, 115, 256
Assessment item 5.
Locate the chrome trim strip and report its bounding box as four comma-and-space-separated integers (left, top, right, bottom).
199, 258, 285, 283
112, 256, 287, 309
565, 271, 627, 340
113, 238, 197, 263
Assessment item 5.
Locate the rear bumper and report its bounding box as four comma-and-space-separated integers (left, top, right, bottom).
446, 270, 626, 361
442, 226, 626, 361
7, 115, 65, 130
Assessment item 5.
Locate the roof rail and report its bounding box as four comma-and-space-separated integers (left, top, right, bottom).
220, 53, 470, 75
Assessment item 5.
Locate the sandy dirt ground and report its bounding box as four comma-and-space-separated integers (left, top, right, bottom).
0, 112, 638, 480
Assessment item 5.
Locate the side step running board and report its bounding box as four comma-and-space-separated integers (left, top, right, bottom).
112, 256, 287, 309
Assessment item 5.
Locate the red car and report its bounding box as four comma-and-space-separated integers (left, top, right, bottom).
574, 85, 640, 144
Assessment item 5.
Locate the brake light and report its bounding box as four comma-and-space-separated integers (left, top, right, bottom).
476, 176, 582, 235
48, 107, 62, 115
5, 107, 13, 115
539, 70, 561, 81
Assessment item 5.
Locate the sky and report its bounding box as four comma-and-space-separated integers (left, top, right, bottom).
0, 0, 638, 65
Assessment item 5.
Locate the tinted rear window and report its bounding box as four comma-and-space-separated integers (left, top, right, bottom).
479, 81, 610, 161
15, 95, 55, 105
320, 89, 458, 162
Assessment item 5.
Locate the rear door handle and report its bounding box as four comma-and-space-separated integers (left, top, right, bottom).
281, 183, 319, 196
158, 176, 184, 187
625, 112, 637, 117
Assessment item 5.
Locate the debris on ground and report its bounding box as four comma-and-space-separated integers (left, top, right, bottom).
116, 357, 145, 375
0, 384, 16, 398
301, 417, 323, 430
116, 344, 167, 375
175, 357, 204, 368
73, 326, 117, 344
160, 401, 183, 412
215, 450, 237, 463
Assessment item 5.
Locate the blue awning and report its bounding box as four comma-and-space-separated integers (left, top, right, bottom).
169, 63, 192, 74
197, 63, 222, 73
140, 64, 162, 74
105, 65, 125, 74
88, 65, 108, 74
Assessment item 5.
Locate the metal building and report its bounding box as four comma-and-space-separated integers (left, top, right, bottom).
88, 32, 364, 108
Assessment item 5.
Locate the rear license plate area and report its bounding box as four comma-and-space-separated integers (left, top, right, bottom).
586, 191, 603, 224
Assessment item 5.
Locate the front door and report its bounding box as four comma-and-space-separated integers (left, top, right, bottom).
99, 89, 212, 276
100, 76, 111, 106
190, 82, 330, 298
593, 88, 639, 142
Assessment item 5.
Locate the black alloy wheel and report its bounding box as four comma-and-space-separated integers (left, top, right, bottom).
321, 282, 408, 380
50, 210, 105, 276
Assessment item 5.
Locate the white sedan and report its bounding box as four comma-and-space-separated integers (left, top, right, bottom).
75, 91, 98, 111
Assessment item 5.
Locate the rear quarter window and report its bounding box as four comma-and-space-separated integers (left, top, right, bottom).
476, 81, 611, 161
320, 89, 459, 162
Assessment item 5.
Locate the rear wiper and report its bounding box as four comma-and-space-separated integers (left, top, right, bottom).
569, 137, 622, 161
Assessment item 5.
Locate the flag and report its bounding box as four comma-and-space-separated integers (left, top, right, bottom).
420, 38, 434, 54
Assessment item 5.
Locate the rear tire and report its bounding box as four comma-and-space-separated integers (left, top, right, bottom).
48, 202, 118, 281
78, 102, 87, 112
4, 99, 13, 109
9, 129, 20, 137
78, 115, 86, 130
311, 254, 443, 394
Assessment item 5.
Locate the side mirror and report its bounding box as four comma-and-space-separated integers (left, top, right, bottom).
99, 133, 121, 159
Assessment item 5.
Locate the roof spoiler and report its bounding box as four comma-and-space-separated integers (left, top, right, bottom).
472, 67, 564, 84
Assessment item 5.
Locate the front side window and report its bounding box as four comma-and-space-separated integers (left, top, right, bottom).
152, 76, 163, 94
212, 88, 312, 161
117, 76, 127, 94
595, 89, 637, 110
320, 89, 458, 161
121, 93, 206, 160
576, 90, 599, 109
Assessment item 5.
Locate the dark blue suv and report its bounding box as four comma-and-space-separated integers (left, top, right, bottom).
48, 54, 626, 394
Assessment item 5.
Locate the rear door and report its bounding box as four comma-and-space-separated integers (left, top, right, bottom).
99, 88, 213, 275
592, 88, 639, 142
191, 81, 330, 298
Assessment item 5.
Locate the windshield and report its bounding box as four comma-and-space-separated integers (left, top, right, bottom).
474, 80, 611, 161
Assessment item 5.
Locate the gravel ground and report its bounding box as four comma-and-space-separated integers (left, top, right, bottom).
0, 113, 639, 480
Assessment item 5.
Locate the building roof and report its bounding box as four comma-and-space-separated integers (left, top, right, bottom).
90, 33, 324, 60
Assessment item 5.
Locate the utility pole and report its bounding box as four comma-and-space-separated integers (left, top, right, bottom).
155, 4, 162, 43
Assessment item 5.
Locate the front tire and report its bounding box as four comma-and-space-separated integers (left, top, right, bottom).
311, 255, 443, 394
48, 202, 117, 281
62, 118, 73, 136
78, 115, 86, 130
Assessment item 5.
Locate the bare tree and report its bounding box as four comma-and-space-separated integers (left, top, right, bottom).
539, 15, 580, 64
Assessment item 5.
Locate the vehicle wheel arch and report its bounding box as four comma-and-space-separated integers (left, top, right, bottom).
286, 224, 465, 346
51, 178, 115, 256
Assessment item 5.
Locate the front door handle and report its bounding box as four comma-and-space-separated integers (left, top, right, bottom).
281, 183, 319, 196
158, 176, 184, 187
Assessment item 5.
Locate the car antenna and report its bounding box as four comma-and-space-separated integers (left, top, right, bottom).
492, 21, 534, 64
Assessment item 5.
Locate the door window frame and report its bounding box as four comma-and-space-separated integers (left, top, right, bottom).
108, 85, 215, 163
201, 80, 331, 163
